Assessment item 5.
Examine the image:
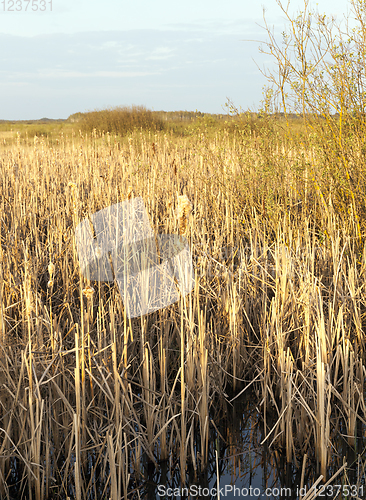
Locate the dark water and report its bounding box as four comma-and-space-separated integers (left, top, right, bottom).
4, 389, 365, 499
133, 390, 366, 500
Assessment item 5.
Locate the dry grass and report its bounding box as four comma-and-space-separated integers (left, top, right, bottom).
0, 119, 365, 497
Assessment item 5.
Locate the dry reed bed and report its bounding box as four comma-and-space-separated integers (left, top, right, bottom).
0, 128, 365, 498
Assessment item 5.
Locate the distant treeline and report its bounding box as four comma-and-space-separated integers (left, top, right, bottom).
0, 118, 67, 124
0, 110, 343, 127
66, 106, 280, 136
67, 108, 233, 126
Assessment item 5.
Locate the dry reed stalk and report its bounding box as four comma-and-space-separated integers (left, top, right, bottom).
111, 340, 121, 429
73, 413, 82, 500
340, 337, 358, 448
107, 433, 118, 500
316, 339, 327, 477
228, 279, 240, 392
121, 433, 130, 500
0, 260, 5, 346
47, 261, 56, 353
285, 349, 294, 464
138, 318, 158, 457
180, 295, 187, 479
82, 286, 95, 404
68, 182, 78, 225
198, 309, 209, 468
158, 330, 167, 460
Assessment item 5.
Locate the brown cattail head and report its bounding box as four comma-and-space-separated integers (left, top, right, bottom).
127, 186, 134, 200
82, 286, 95, 300
177, 193, 192, 235
48, 262, 55, 278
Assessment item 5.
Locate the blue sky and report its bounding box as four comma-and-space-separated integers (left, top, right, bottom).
0, 0, 352, 119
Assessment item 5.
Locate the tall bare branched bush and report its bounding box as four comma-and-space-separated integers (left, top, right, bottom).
259, 0, 366, 235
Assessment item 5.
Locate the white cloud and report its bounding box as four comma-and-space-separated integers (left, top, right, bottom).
146, 46, 175, 60
0, 27, 269, 119
3, 69, 160, 79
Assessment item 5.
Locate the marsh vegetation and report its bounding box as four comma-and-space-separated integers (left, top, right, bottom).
2, 0, 366, 497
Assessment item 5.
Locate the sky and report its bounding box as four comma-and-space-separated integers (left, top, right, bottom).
0, 0, 353, 120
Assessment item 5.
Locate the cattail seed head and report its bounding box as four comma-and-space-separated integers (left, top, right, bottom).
177, 194, 192, 235
82, 286, 95, 300
48, 262, 55, 278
